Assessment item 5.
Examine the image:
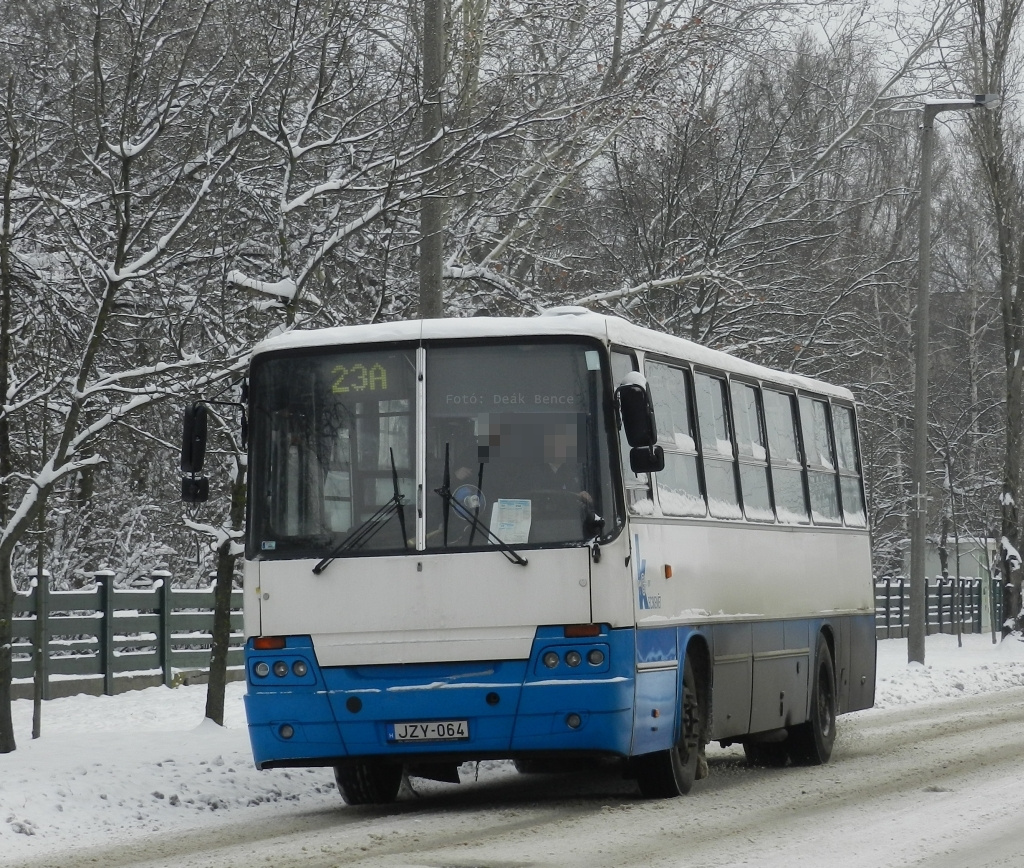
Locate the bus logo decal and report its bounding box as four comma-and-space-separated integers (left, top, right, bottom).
634, 534, 660, 609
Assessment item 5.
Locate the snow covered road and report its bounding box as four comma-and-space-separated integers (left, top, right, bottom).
6, 635, 1024, 868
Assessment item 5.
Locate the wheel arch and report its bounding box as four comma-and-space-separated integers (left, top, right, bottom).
818, 622, 838, 687
811, 622, 839, 722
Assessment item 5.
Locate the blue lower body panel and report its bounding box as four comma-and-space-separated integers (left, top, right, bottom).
244, 628, 636, 769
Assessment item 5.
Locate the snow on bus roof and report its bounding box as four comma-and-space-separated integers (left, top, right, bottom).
253, 308, 854, 400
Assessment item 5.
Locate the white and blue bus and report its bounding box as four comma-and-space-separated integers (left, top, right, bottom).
189, 308, 875, 803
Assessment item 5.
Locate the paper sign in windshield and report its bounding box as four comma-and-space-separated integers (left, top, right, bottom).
490, 498, 532, 544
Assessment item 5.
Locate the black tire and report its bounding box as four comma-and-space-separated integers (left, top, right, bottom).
634, 655, 705, 798
743, 741, 789, 767
333, 761, 403, 805
787, 634, 837, 766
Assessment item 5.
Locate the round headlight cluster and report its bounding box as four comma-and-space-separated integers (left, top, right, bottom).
253, 658, 310, 679
541, 647, 606, 669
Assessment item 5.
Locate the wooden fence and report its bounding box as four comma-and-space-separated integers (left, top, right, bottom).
875, 576, 1002, 639
11, 570, 243, 700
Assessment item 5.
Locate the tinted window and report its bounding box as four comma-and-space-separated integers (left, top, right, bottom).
763, 390, 808, 523
731, 381, 773, 521
646, 362, 704, 517
695, 374, 740, 519
800, 396, 841, 524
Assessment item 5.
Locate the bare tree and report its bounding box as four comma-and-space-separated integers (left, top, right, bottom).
0, 0, 258, 751
963, 0, 1024, 635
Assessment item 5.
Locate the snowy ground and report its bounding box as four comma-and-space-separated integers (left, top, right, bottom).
3, 633, 1024, 867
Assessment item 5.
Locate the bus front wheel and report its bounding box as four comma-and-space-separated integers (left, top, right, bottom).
787, 634, 837, 765
334, 760, 403, 805
633, 655, 706, 798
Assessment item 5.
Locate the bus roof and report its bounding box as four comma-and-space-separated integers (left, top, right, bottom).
252, 307, 855, 401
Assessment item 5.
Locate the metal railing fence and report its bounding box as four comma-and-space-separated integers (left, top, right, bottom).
875, 576, 1002, 639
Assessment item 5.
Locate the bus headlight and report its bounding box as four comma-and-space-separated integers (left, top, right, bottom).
254, 661, 270, 678
543, 651, 560, 669
587, 649, 605, 666
273, 661, 289, 677
565, 650, 582, 667
292, 660, 308, 677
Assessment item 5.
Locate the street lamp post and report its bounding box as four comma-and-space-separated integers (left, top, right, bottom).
909, 94, 1000, 666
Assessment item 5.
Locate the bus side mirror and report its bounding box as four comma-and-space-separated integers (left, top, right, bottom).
181, 403, 209, 503
616, 378, 664, 474
181, 475, 210, 503
630, 445, 665, 474
615, 378, 658, 448
181, 403, 208, 473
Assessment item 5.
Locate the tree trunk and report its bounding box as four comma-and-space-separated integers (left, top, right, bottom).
0, 554, 13, 753
205, 456, 246, 725
999, 330, 1023, 634
0, 83, 19, 754
968, 0, 1024, 635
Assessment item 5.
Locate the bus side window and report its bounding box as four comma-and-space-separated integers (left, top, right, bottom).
730, 381, 773, 522
799, 396, 842, 525
763, 389, 810, 524
694, 373, 741, 519
646, 361, 705, 517
833, 404, 867, 527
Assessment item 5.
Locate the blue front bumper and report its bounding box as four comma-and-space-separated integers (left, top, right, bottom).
244, 628, 636, 769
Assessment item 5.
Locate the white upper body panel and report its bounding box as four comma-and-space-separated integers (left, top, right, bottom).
251, 309, 855, 402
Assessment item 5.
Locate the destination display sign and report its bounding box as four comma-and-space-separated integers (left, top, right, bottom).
429, 344, 601, 415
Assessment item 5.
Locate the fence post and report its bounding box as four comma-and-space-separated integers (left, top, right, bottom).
880, 578, 889, 638
95, 570, 116, 696
154, 570, 173, 687
898, 578, 906, 637
32, 570, 50, 705
992, 576, 1002, 642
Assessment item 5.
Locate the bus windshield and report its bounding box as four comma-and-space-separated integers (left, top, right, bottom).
425, 341, 615, 551
247, 340, 618, 560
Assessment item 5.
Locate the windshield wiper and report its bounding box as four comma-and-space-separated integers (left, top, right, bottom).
435, 443, 527, 567
313, 448, 408, 574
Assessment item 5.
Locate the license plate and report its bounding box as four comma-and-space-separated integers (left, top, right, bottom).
387, 719, 469, 743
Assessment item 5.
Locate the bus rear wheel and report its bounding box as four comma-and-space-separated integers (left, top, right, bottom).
634, 655, 705, 798
334, 760, 403, 805
787, 634, 837, 766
